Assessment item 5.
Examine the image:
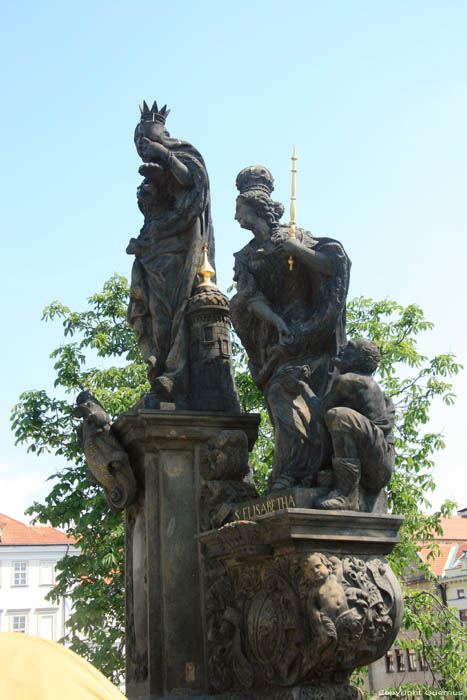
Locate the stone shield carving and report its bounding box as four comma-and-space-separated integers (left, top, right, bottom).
204, 550, 402, 693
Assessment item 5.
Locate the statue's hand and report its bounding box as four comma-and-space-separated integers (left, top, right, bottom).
276, 319, 294, 345
139, 137, 169, 164
270, 230, 288, 246
276, 236, 304, 256
139, 163, 164, 179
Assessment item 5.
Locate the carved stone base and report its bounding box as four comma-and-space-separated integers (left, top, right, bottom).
135, 685, 362, 700
113, 409, 260, 700
112, 408, 402, 700
198, 510, 403, 699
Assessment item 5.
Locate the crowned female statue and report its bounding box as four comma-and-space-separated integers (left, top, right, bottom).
231, 166, 351, 489
127, 101, 215, 408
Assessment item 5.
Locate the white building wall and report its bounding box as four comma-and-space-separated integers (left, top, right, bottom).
0, 544, 79, 642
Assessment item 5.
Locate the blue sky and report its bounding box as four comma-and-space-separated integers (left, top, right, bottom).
1, 0, 466, 521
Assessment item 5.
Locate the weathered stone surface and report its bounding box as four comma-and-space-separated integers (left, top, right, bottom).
127, 101, 238, 413
199, 508, 403, 558
315, 339, 395, 512
230, 167, 394, 513
198, 514, 403, 700
186, 288, 240, 413
228, 485, 388, 524
73, 391, 136, 512
197, 428, 258, 531
72, 108, 405, 700
112, 409, 259, 700
231, 166, 350, 492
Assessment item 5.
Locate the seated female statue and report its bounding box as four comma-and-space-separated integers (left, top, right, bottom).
231, 166, 350, 489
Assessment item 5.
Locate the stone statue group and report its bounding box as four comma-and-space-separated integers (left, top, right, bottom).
79, 100, 395, 516
74, 101, 403, 700
122, 101, 396, 513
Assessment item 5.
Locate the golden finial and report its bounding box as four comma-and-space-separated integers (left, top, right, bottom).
197, 243, 216, 288
288, 147, 297, 271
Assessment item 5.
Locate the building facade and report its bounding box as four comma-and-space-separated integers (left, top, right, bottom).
0, 513, 79, 641
365, 512, 467, 693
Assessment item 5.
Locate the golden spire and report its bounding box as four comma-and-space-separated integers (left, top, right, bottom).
288, 147, 297, 271
197, 243, 216, 288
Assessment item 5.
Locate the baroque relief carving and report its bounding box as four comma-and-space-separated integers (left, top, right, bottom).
204, 550, 400, 695
200, 430, 258, 530
74, 391, 136, 512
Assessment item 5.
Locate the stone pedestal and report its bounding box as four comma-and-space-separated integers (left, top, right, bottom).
113, 409, 260, 700
112, 408, 403, 700
198, 508, 404, 700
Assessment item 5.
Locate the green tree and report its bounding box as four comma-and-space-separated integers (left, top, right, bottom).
11, 274, 147, 683
11, 279, 462, 686
395, 589, 467, 696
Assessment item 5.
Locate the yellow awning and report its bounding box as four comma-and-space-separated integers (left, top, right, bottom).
0, 632, 127, 700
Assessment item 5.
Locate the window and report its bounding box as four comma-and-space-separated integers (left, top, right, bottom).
10, 614, 27, 633
459, 609, 467, 624
38, 613, 55, 641
395, 648, 406, 672
217, 338, 230, 357
457, 588, 465, 599
385, 652, 394, 673
204, 326, 213, 342
407, 649, 417, 672
12, 561, 27, 586
40, 561, 55, 586
418, 654, 428, 671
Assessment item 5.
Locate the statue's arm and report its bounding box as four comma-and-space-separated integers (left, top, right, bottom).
247, 298, 290, 339
139, 137, 193, 187
322, 377, 349, 411
272, 231, 335, 275
292, 242, 335, 275
166, 152, 193, 186
234, 260, 291, 342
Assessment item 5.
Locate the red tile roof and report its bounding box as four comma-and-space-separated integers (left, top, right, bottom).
417, 516, 467, 577
418, 543, 453, 576
448, 544, 467, 570
434, 516, 467, 542
0, 513, 73, 546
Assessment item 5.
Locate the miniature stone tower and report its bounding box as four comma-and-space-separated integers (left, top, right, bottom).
187, 244, 240, 413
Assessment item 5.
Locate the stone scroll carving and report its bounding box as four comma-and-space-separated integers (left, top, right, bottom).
204, 545, 401, 698
74, 391, 136, 512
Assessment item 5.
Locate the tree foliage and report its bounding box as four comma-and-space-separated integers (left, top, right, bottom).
10, 278, 463, 687
400, 590, 467, 695
11, 274, 146, 683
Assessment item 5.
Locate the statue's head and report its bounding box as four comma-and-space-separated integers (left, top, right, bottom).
73, 391, 107, 420
235, 166, 284, 236
304, 553, 330, 584
335, 338, 381, 375
134, 100, 171, 156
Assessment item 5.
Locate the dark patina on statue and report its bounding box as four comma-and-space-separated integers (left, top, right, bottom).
73, 105, 403, 700
318, 338, 395, 511
127, 100, 225, 410
74, 391, 136, 512
230, 166, 395, 511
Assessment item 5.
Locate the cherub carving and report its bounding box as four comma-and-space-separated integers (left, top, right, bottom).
304, 553, 370, 665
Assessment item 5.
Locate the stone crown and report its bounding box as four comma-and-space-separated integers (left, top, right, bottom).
139, 100, 170, 125
236, 165, 274, 196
